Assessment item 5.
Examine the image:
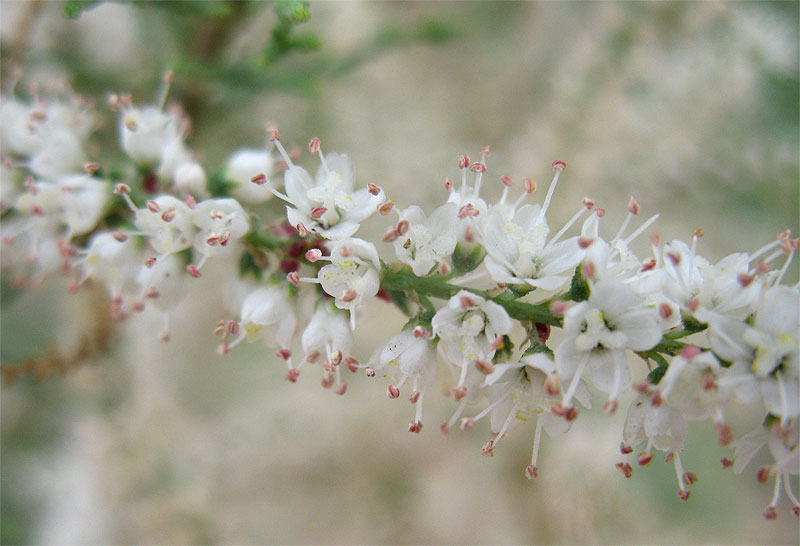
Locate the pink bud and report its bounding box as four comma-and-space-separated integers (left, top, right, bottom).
378, 200, 395, 215
340, 289, 357, 303
161, 207, 176, 223
186, 265, 202, 278
469, 162, 486, 174
627, 196, 640, 215
452, 386, 467, 401
475, 360, 494, 375
501, 176, 512, 187
382, 228, 399, 243
408, 420, 423, 433
522, 177, 536, 195
615, 462, 633, 478
305, 248, 323, 262
387, 384, 400, 399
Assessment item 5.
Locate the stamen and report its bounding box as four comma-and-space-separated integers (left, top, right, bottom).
528, 414, 544, 479
624, 214, 660, 245
444, 398, 467, 432
537, 168, 562, 224
546, 203, 590, 249
156, 69, 174, 111
561, 353, 589, 408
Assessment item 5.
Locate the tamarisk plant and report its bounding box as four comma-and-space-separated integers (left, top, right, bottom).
1, 75, 798, 520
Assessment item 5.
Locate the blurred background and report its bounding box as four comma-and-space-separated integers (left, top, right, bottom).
1, 1, 798, 543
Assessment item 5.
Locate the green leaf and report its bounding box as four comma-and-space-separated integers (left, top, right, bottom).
63, 0, 101, 19
523, 340, 553, 358
386, 290, 411, 316
238, 252, 263, 281
569, 264, 591, 302
275, 0, 311, 23
647, 363, 669, 385
681, 311, 708, 334
416, 20, 456, 44
452, 243, 486, 275
207, 171, 237, 197
244, 228, 283, 251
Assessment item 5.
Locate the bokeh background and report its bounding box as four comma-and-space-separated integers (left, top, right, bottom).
1, 1, 798, 544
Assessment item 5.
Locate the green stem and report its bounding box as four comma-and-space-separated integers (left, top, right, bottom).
380, 267, 561, 326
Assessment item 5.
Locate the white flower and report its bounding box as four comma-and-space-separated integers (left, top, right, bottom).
481, 203, 585, 290
730, 424, 799, 518
555, 280, 662, 409
704, 286, 800, 423
368, 328, 438, 431
315, 238, 380, 326
173, 161, 207, 198
56, 175, 110, 237
657, 349, 732, 422
226, 284, 298, 372
282, 150, 384, 239
120, 105, 182, 166
191, 197, 250, 264
133, 195, 195, 257
432, 290, 513, 393
80, 231, 142, 298
472, 353, 590, 469
225, 148, 278, 204
136, 253, 184, 311
392, 204, 458, 276
13, 175, 109, 239
624, 394, 688, 452
301, 303, 354, 365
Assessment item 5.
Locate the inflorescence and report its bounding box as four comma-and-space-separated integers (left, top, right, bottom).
1, 74, 798, 519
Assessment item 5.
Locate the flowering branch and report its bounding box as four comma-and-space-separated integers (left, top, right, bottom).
1, 73, 798, 522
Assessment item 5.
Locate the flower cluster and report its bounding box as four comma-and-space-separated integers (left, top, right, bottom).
1, 78, 798, 519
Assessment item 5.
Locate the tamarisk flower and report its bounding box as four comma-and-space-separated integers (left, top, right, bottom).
367, 327, 438, 432
301, 303, 355, 393
135, 254, 185, 340
621, 393, 694, 500
221, 283, 298, 376
1, 90, 92, 180
619, 347, 733, 498
302, 238, 380, 329
470, 353, 590, 475
225, 147, 280, 204
269, 136, 384, 239
390, 204, 458, 276
113, 72, 204, 188
554, 280, 662, 415
191, 198, 249, 268
432, 290, 513, 398
703, 286, 800, 425
729, 424, 800, 518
